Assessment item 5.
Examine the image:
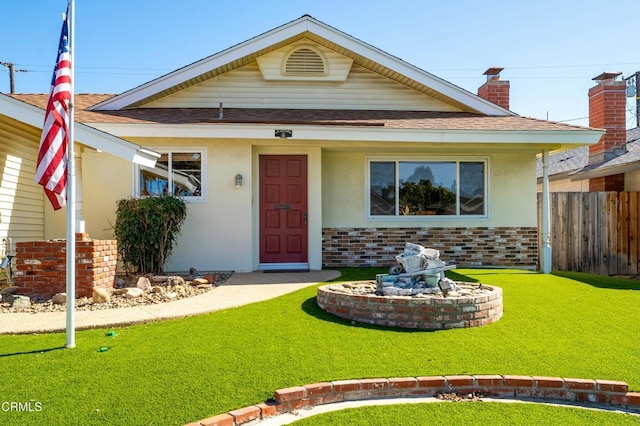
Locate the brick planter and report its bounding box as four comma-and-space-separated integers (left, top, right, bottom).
14, 233, 117, 299
316, 282, 502, 329
189, 375, 639, 425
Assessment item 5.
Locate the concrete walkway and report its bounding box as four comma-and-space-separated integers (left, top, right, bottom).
0, 270, 340, 334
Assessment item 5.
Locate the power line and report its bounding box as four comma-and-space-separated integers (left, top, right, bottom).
0, 62, 28, 94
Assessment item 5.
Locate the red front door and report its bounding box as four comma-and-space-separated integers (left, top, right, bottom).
259, 155, 308, 265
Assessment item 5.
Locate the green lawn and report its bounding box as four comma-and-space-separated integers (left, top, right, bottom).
0, 269, 638, 425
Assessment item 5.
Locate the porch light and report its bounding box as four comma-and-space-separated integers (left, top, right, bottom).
235, 174, 243, 188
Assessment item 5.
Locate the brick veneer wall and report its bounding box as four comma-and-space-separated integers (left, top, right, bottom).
15, 233, 117, 299
188, 375, 639, 425
317, 283, 502, 329
322, 227, 538, 268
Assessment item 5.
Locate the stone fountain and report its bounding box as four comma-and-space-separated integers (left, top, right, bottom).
317, 243, 503, 330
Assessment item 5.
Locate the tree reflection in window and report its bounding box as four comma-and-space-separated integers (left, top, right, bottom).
399, 162, 456, 215
140, 152, 202, 197
368, 160, 486, 217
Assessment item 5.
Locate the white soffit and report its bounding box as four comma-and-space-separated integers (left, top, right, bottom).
90, 16, 513, 116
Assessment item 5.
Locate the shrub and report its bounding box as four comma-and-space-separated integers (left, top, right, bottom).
113, 196, 187, 274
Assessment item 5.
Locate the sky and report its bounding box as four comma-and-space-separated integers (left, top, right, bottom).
2, 0, 639, 128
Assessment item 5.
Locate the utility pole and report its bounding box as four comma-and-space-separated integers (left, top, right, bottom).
0, 62, 28, 94
626, 71, 640, 128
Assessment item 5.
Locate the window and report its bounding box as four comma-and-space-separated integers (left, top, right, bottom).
367, 158, 487, 218
137, 150, 204, 201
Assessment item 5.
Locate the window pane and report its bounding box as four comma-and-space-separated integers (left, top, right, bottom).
171, 152, 202, 197
460, 162, 485, 215
399, 162, 456, 215
140, 153, 170, 196
370, 162, 395, 215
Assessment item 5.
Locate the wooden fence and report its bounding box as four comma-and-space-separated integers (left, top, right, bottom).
538, 192, 640, 275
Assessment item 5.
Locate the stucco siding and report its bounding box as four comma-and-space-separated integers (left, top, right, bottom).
536, 177, 589, 192
0, 115, 44, 246
322, 151, 537, 228
625, 169, 640, 191
145, 62, 460, 111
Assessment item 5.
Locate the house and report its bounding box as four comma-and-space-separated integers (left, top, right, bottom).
536, 72, 640, 192
6, 15, 602, 273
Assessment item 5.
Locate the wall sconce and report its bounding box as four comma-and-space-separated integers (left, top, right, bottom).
235, 173, 243, 188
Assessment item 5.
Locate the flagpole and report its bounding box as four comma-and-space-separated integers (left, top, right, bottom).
65, 0, 76, 349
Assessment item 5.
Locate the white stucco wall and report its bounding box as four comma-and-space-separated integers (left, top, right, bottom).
536, 177, 589, 193
136, 138, 254, 273
322, 151, 538, 228
44, 148, 133, 241
625, 169, 640, 191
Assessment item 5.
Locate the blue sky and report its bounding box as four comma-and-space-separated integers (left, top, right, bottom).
3, 0, 639, 127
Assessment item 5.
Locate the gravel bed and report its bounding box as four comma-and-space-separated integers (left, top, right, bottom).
0, 272, 232, 314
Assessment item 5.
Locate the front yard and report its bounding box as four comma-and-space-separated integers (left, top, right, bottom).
0, 269, 638, 424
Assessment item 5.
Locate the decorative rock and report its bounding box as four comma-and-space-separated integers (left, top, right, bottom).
189, 267, 198, 276
150, 285, 164, 293
113, 288, 129, 296
124, 287, 144, 299
11, 295, 31, 309
52, 293, 67, 305
196, 284, 213, 290
136, 277, 151, 291
204, 273, 216, 283
115, 278, 127, 288
93, 287, 111, 303
192, 278, 208, 285
167, 276, 186, 286
164, 292, 177, 300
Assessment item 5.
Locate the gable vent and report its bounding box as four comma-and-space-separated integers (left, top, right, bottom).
284, 47, 326, 75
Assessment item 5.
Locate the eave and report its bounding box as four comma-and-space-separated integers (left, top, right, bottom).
0, 94, 159, 167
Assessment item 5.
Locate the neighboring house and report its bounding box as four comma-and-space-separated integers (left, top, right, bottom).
536, 73, 640, 192
7, 15, 602, 272
536, 127, 640, 191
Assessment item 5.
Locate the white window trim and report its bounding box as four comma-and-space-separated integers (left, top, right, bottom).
365, 156, 489, 221
134, 147, 207, 203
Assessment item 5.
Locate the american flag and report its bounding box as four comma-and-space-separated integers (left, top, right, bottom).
35, 8, 71, 210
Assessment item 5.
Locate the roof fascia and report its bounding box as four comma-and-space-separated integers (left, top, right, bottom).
89, 122, 603, 146
90, 16, 514, 116
569, 161, 640, 181
0, 94, 159, 167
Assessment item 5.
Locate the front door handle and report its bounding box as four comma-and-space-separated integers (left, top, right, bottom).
303, 213, 308, 225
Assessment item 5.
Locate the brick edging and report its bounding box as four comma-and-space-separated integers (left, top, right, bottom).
187, 375, 640, 425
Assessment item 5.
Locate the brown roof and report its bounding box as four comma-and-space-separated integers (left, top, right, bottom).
10, 93, 594, 132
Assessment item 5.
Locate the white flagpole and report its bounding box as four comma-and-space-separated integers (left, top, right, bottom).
66, 0, 76, 349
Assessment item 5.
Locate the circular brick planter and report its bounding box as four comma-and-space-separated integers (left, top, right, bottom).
316, 282, 502, 329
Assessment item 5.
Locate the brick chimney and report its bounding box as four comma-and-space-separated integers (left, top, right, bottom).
588, 71, 627, 191
477, 67, 510, 110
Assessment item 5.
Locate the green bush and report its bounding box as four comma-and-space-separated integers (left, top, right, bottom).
113, 196, 187, 274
